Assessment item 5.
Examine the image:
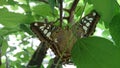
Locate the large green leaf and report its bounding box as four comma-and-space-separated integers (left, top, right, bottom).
71, 37, 120, 68
0, 8, 33, 28
109, 13, 120, 46
87, 0, 120, 27
32, 3, 58, 17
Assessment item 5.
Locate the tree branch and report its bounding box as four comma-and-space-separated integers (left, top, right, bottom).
68, 0, 79, 23
59, 0, 63, 27
27, 42, 48, 68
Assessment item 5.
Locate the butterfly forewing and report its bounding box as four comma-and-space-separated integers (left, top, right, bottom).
30, 22, 57, 42
30, 22, 63, 57
80, 10, 100, 37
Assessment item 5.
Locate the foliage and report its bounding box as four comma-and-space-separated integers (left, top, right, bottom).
72, 37, 120, 68
0, 0, 120, 68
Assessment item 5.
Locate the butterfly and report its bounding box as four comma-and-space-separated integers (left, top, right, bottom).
30, 10, 100, 64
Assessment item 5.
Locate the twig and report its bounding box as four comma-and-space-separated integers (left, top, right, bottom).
68, 0, 79, 23
59, 0, 63, 27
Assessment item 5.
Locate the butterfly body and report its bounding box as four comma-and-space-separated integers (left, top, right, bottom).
50, 27, 77, 62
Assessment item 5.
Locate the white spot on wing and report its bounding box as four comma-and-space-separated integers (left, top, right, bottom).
40, 28, 43, 31
82, 19, 84, 22
89, 20, 92, 23
46, 32, 51, 37
93, 12, 96, 16
34, 23, 38, 26
86, 23, 90, 27
48, 25, 51, 27
83, 26, 88, 31
84, 20, 87, 23
85, 16, 89, 19
88, 18, 93, 21
47, 26, 50, 29
39, 26, 45, 30
54, 38, 58, 43
43, 29, 48, 34
44, 24, 46, 27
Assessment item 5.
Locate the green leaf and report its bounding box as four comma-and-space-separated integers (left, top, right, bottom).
32, 3, 58, 17
14, 52, 23, 58
10, 60, 26, 68
0, 36, 3, 47
109, 13, 120, 46
20, 24, 33, 35
47, 58, 54, 68
102, 29, 110, 38
8, 0, 18, 5
75, 4, 84, 18
0, 63, 6, 68
0, 27, 20, 36
71, 37, 120, 68
22, 41, 29, 45
0, 8, 33, 28
0, 0, 7, 6
48, 0, 56, 13
40, 65, 44, 68
87, 0, 120, 27
1, 39, 8, 56
10, 5, 19, 10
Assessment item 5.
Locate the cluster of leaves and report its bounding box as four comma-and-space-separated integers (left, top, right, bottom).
0, 0, 120, 68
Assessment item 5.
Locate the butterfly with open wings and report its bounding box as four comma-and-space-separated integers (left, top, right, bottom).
30, 10, 100, 64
